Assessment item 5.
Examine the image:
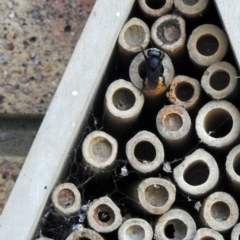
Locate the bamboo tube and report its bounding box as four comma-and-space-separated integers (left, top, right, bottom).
51, 183, 81, 217
66, 226, 104, 240
226, 144, 240, 191
166, 75, 201, 111
173, 149, 219, 198
231, 223, 240, 240
200, 192, 239, 233
174, 0, 210, 18
187, 24, 228, 68
104, 79, 144, 135
156, 104, 192, 147
201, 61, 238, 100
195, 100, 240, 149
87, 196, 122, 233
193, 228, 224, 240
151, 14, 186, 58
82, 130, 118, 172
129, 49, 175, 101
135, 177, 176, 215
126, 130, 164, 174
118, 218, 153, 240
118, 17, 150, 60
154, 208, 196, 240
138, 0, 173, 20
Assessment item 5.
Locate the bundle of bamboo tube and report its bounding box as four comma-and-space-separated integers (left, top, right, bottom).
36, 1, 240, 239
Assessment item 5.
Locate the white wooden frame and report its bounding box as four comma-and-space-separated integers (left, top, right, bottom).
0, 1, 239, 239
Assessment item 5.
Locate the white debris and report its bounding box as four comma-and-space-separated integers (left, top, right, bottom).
120, 165, 128, 176
163, 162, 172, 173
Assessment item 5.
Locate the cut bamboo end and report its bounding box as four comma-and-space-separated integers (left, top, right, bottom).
82, 131, 118, 172
154, 208, 196, 240
126, 131, 164, 174
166, 75, 201, 110
156, 105, 191, 146
87, 196, 122, 233
173, 149, 219, 198
151, 14, 186, 57
129, 49, 175, 99
138, 0, 173, 20
187, 24, 228, 67
201, 61, 238, 100
66, 226, 104, 240
118, 17, 150, 58
200, 192, 239, 233
195, 100, 240, 149
193, 228, 224, 240
51, 183, 81, 217
174, 0, 209, 18
137, 177, 176, 215
118, 218, 153, 240
226, 144, 240, 191
231, 223, 240, 240
104, 79, 144, 133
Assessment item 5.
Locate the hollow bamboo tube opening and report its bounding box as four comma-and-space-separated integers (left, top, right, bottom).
154, 208, 196, 240
193, 228, 224, 240
173, 149, 219, 198
231, 223, 240, 240
195, 100, 240, 149
87, 196, 122, 233
200, 192, 239, 233
66, 226, 104, 240
151, 14, 186, 57
174, 0, 209, 18
104, 79, 144, 134
167, 75, 201, 110
138, 0, 173, 20
82, 131, 118, 172
51, 183, 81, 217
129, 48, 175, 100
187, 24, 228, 67
156, 105, 191, 146
201, 61, 238, 100
118, 218, 153, 240
137, 177, 176, 215
126, 131, 164, 174
118, 18, 150, 58
226, 144, 240, 191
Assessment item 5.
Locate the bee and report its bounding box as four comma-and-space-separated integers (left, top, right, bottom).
141, 47, 165, 92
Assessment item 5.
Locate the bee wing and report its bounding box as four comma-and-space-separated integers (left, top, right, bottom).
146, 65, 161, 91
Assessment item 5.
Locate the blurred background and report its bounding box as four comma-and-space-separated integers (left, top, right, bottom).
0, 0, 96, 213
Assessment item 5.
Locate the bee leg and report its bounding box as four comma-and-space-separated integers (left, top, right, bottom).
141, 46, 148, 61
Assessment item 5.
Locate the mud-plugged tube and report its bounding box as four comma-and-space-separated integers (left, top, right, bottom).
200, 191, 239, 233
135, 177, 176, 215
82, 131, 118, 172
151, 14, 186, 58
154, 208, 196, 240
118, 218, 153, 240
51, 183, 81, 217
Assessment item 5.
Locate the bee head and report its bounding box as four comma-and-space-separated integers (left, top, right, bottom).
147, 48, 164, 59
